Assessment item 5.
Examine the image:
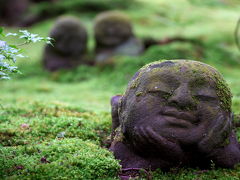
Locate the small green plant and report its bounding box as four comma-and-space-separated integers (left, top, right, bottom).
0, 27, 52, 80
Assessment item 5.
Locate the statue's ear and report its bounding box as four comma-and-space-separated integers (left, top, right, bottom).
111, 95, 123, 137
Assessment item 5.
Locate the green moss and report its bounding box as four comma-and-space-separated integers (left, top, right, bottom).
151, 167, 240, 180
1, 1, 240, 179
135, 91, 143, 96
112, 127, 124, 143
0, 103, 112, 146
0, 138, 120, 179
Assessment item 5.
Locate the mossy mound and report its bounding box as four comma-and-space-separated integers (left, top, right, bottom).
0, 138, 120, 179
0, 103, 112, 146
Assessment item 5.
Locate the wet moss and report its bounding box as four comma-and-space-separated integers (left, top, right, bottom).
111, 127, 124, 146
0, 138, 120, 179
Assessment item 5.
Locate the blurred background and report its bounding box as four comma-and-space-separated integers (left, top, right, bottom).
1, 0, 240, 115
1, 0, 240, 120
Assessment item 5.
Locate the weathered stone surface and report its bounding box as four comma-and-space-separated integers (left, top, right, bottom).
43, 16, 88, 71
110, 60, 240, 170
94, 11, 144, 64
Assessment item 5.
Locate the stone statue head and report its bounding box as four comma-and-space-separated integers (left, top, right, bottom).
94, 11, 133, 47
110, 60, 239, 170
49, 16, 88, 56
43, 16, 88, 71
120, 60, 232, 152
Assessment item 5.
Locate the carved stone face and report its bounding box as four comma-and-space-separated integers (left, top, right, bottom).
119, 60, 232, 154
94, 11, 133, 47
49, 16, 87, 56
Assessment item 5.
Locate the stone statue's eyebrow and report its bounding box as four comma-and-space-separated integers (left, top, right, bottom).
147, 81, 172, 92
189, 77, 208, 88
159, 74, 179, 88
190, 77, 218, 97
193, 87, 218, 98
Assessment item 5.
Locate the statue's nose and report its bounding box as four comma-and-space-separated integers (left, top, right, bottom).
168, 84, 196, 110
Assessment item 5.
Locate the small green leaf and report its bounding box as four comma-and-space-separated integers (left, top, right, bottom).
0, 27, 5, 37
6, 33, 18, 37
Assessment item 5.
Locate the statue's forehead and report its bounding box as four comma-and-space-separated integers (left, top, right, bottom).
141, 63, 215, 84
127, 60, 232, 112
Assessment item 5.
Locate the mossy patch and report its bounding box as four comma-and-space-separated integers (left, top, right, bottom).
0, 103, 112, 146
0, 138, 120, 179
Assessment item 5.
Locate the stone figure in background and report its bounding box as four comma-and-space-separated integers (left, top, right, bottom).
94, 11, 144, 65
110, 60, 240, 171
0, 0, 29, 26
43, 16, 88, 71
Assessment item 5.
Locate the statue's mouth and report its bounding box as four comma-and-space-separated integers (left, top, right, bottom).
160, 107, 197, 128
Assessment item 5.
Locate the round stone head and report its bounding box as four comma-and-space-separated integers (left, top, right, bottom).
49, 16, 88, 56
94, 11, 133, 47
119, 60, 232, 154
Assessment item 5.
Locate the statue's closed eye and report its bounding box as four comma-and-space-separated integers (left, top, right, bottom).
194, 94, 217, 102
148, 89, 172, 99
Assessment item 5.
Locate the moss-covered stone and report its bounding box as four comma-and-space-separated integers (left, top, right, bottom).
0, 138, 120, 179
110, 59, 239, 171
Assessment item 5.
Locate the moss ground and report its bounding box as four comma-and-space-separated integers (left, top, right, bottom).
1, 0, 240, 179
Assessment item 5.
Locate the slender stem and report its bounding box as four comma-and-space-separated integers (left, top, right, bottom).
235, 18, 240, 51
16, 41, 30, 47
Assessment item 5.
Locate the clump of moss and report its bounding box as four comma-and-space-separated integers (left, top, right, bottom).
127, 60, 232, 112
0, 138, 120, 179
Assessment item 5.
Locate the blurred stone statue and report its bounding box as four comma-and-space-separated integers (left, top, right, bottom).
0, 0, 29, 26
94, 11, 144, 65
43, 16, 88, 71
110, 60, 240, 172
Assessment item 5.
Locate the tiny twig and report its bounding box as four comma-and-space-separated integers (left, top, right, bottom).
16, 41, 30, 47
